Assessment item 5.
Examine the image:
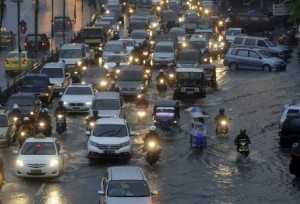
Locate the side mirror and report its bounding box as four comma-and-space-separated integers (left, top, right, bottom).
13, 149, 19, 154
130, 132, 136, 137
98, 190, 105, 196
59, 92, 63, 96
85, 131, 91, 136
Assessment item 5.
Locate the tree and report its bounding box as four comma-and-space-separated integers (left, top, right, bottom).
290, 0, 300, 24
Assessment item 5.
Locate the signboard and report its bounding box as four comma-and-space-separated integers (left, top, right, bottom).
273, 3, 293, 16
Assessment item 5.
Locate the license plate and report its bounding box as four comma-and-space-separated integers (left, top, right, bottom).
187, 91, 194, 95
31, 169, 42, 174
73, 107, 80, 110
104, 150, 115, 154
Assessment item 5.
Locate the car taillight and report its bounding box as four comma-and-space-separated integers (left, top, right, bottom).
4, 60, 8, 64
22, 59, 28, 64
67, 21, 71, 24
24, 42, 28, 47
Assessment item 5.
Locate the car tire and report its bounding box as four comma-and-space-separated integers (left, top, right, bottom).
229, 62, 238, 70
263, 64, 272, 72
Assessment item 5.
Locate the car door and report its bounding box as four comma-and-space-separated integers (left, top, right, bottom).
248, 50, 263, 70
235, 49, 249, 69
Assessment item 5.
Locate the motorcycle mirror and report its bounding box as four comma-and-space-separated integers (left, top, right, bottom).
85, 131, 91, 136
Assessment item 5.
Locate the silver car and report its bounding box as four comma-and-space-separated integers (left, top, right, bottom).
223, 47, 286, 71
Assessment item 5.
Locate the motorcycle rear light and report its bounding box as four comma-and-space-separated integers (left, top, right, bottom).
22, 59, 28, 64
3, 60, 8, 64
41, 42, 46, 46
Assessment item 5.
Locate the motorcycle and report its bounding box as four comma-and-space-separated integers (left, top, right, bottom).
137, 107, 147, 122
13, 116, 22, 132
216, 119, 229, 136
86, 118, 97, 132
144, 140, 161, 166
56, 114, 66, 135
167, 72, 176, 87
156, 78, 167, 97
36, 121, 51, 137
18, 131, 28, 147
237, 140, 249, 159
19, 25, 27, 34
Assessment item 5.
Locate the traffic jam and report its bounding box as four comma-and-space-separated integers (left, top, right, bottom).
0, 0, 300, 203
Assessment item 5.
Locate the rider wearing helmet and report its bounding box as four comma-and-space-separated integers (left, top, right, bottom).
18, 116, 35, 136
108, 81, 120, 92
166, 62, 176, 73
136, 94, 149, 108
234, 128, 251, 151
156, 69, 168, 83
143, 125, 161, 151
86, 110, 100, 129
36, 108, 52, 135
19, 19, 27, 27
11, 104, 22, 118
55, 101, 67, 116
215, 108, 229, 134
111, 31, 120, 40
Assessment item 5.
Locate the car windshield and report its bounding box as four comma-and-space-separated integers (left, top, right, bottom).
177, 72, 203, 80
92, 124, 128, 137
162, 12, 177, 21
59, 49, 82, 58
21, 142, 56, 155
154, 45, 173, 53
41, 68, 64, 78
117, 71, 143, 81
81, 29, 103, 38
104, 44, 123, 52
185, 16, 199, 24
65, 87, 93, 95
178, 52, 200, 61
265, 39, 277, 47
226, 30, 241, 36
106, 55, 126, 62
121, 40, 134, 46
257, 50, 272, 58
189, 41, 207, 49
0, 115, 8, 127
22, 77, 48, 88
107, 180, 150, 197
92, 99, 120, 110
7, 97, 34, 106
82, 69, 106, 78
169, 29, 185, 36
26, 36, 42, 42
7, 52, 26, 58
130, 32, 147, 39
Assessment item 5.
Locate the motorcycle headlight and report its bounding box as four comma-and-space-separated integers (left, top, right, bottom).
57, 114, 63, 119
100, 81, 107, 86
116, 69, 120, 74
143, 51, 148, 56
81, 81, 86, 84
152, 22, 157, 27
86, 101, 92, 106
76, 61, 82, 66
104, 64, 109, 69
50, 159, 59, 167
138, 111, 146, 117
145, 69, 151, 74
16, 159, 24, 167
169, 73, 174, 78
136, 85, 144, 90
39, 122, 45, 127
218, 21, 223, 26
148, 141, 156, 148
221, 120, 227, 125
159, 79, 164, 84
21, 131, 26, 136
150, 40, 155, 45
120, 140, 130, 147
89, 121, 95, 127
82, 66, 87, 71
213, 43, 218, 48
13, 117, 18, 122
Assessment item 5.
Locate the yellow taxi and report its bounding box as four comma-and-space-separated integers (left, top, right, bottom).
3, 50, 36, 74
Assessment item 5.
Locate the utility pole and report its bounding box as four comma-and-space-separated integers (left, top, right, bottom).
51, 0, 54, 38
17, 0, 21, 71
63, 0, 66, 44
0, 0, 4, 53
34, 0, 39, 53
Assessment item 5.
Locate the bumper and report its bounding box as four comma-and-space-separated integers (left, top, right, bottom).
4, 64, 30, 71
87, 145, 131, 159
15, 166, 60, 178
153, 60, 174, 66
119, 90, 143, 98
174, 87, 206, 99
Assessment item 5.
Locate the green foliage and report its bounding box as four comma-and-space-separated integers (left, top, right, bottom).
290, 0, 300, 24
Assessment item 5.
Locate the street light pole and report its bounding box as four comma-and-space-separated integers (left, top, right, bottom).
81, 0, 83, 28
51, 0, 54, 38
17, 0, 21, 72
63, 0, 66, 44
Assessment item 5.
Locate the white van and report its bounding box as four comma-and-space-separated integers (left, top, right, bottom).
58, 43, 87, 69
40, 62, 71, 94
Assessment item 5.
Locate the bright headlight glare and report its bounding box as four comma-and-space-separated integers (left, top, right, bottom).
16, 159, 24, 167
63, 102, 68, 105
100, 81, 107, 86
77, 61, 82, 66
148, 141, 156, 148
50, 159, 58, 167
86, 101, 92, 106
221, 121, 227, 125
138, 111, 146, 117
39, 122, 45, 127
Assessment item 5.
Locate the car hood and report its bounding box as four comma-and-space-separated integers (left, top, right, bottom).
49, 78, 64, 84
225, 35, 236, 42
21, 86, 48, 93
105, 197, 152, 204
90, 135, 129, 144
59, 58, 81, 65
97, 109, 121, 118
61, 95, 94, 102
19, 105, 36, 114
82, 77, 106, 85
17, 155, 58, 163
153, 52, 174, 59
177, 60, 197, 65
184, 23, 197, 28
116, 81, 143, 89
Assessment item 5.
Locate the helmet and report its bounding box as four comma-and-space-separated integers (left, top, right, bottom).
116, 60, 120, 65
159, 69, 164, 73
111, 80, 116, 85
58, 100, 64, 106
23, 117, 30, 122
168, 62, 174, 67
13, 104, 19, 109
93, 110, 98, 116
40, 108, 46, 113
219, 108, 225, 114
114, 31, 119, 35
240, 128, 246, 135
150, 125, 156, 131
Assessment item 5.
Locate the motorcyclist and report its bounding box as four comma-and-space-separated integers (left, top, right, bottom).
11, 104, 22, 118
156, 69, 168, 83
36, 108, 52, 136
215, 108, 229, 134
108, 81, 120, 92
86, 110, 100, 130
291, 141, 300, 164
19, 20, 27, 28
234, 128, 251, 151
54, 101, 67, 129
18, 116, 36, 137
166, 63, 176, 73
111, 31, 120, 40
136, 94, 149, 108
143, 125, 161, 153
112, 60, 121, 78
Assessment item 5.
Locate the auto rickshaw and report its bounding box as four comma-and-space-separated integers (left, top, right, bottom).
153, 100, 180, 132
189, 107, 208, 148
199, 64, 217, 88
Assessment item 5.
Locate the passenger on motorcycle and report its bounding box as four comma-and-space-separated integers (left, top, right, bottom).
108, 81, 120, 92
18, 117, 36, 136
156, 69, 168, 83
143, 125, 161, 153
234, 128, 251, 151
136, 94, 149, 108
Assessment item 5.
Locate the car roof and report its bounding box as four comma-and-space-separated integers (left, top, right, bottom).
61, 43, 85, 49
94, 92, 120, 99
8, 50, 28, 54
155, 100, 178, 107
24, 73, 48, 78
106, 40, 123, 45
120, 65, 144, 71
96, 117, 127, 125
155, 41, 174, 46
229, 47, 263, 52
131, 29, 148, 33
42, 62, 66, 69
108, 166, 146, 181
67, 83, 93, 88
25, 137, 56, 143
9, 92, 37, 98
234, 36, 268, 40
176, 67, 204, 72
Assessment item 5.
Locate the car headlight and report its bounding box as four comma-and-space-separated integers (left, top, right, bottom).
86, 101, 92, 106
120, 140, 130, 147
30, 111, 34, 115
136, 85, 144, 90
89, 140, 98, 147
100, 81, 107, 86
50, 159, 59, 167
63, 101, 68, 105
16, 159, 24, 167
56, 83, 62, 87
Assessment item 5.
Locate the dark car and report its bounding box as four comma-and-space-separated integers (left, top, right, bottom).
5, 93, 42, 119
81, 66, 110, 91
52, 16, 72, 33
279, 114, 300, 147
24, 33, 50, 52
177, 49, 202, 67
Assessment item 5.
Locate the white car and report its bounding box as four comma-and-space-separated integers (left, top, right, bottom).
279, 104, 300, 129
152, 41, 176, 66
14, 137, 64, 178
86, 118, 133, 159
61, 83, 96, 113
225, 28, 247, 44
118, 38, 137, 54
103, 54, 129, 73
102, 41, 128, 62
